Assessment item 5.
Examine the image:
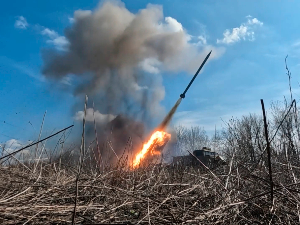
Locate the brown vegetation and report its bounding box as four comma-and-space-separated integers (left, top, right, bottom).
1, 60, 300, 224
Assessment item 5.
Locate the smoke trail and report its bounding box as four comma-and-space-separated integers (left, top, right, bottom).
158, 98, 182, 131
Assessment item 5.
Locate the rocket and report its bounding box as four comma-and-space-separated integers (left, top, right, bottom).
133, 51, 213, 167
180, 50, 212, 99
157, 50, 212, 131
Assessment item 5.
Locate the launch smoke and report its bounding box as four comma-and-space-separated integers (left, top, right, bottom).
157, 98, 182, 131
157, 50, 212, 131
42, 1, 222, 119
41, 0, 223, 165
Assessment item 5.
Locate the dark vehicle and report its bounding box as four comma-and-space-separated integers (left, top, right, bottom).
172, 147, 225, 168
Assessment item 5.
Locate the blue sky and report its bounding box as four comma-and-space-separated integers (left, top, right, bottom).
1, 0, 300, 149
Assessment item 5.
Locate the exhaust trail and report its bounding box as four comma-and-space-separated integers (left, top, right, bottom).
132, 51, 213, 167
157, 97, 182, 131
157, 50, 212, 131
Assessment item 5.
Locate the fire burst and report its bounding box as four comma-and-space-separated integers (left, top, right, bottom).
132, 131, 171, 168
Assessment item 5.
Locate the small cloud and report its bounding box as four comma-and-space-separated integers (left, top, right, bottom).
0, 139, 31, 154
41, 28, 69, 51
248, 17, 263, 26
197, 35, 207, 45
13, 17, 69, 51
74, 108, 116, 124
3, 139, 22, 150
68, 17, 75, 23
41, 28, 58, 38
217, 25, 250, 44
217, 16, 263, 45
188, 35, 207, 47
14, 16, 29, 29
47, 36, 69, 51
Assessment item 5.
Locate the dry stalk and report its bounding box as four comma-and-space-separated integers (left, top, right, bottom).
261, 99, 274, 203
71, 95, 88, 225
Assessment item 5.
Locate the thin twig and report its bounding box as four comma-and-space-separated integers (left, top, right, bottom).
35, 111, 47, 159
0, 125, 74, 161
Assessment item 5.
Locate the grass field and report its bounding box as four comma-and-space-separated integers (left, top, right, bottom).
1, 155, 300, 224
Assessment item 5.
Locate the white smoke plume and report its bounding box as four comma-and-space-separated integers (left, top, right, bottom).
42, 0, 223, 118
41, 1, 224, 165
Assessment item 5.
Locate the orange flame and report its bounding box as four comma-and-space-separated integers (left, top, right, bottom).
132, 130, 171, 168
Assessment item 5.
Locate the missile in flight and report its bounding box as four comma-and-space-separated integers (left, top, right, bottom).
180, 50, 212, 99
157, 50, 212, 131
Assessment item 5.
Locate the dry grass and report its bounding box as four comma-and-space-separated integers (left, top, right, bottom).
0, 158, 300, 225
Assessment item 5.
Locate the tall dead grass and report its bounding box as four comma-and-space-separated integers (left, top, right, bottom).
0, 155, 300, 224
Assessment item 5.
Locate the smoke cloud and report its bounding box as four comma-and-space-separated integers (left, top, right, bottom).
41, 0, 224, 164
42, 0, 223, 117
96, 115, 145, 166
